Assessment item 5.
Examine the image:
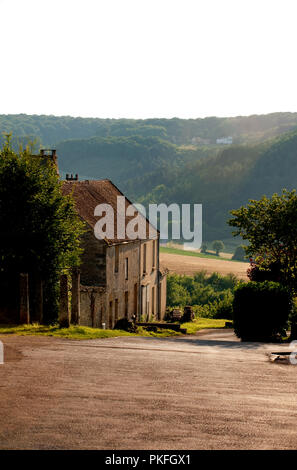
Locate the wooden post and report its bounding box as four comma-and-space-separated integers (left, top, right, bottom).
91, 290, 95, 328
36, 277, 43, 324
20, 273, 30, 324
71, 268, 80, 325
59, 274, 70, 328
31, 275, 43, 324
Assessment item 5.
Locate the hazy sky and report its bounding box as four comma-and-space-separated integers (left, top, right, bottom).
1, 0, 296, 119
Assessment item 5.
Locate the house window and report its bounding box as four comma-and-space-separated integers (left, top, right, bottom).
115, 299, 119, 324
124, 291, 129, 318
115, 246, 119, 273
141, 285, 146, 317
134, 283, 138, 315
152, 286, 155, 316
143, 244, 147, 274
125, 257, 128, 280
109, 301, 113, 329
152, 240, 156, 269
141, 285, 150, 320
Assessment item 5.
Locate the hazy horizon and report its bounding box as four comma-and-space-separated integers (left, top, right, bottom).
1, 110, 296, 120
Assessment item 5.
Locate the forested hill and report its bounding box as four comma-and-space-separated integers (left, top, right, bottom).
2, 112, 297, 147
235, 130, 297, 203
124, 129, 297, 241
56, 136, 216, 182
1, 113, 297, 242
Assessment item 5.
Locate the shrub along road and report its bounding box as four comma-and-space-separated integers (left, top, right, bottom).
0, 330, 296, 449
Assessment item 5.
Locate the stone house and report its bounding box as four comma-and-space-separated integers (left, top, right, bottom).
62, 179, 167, 328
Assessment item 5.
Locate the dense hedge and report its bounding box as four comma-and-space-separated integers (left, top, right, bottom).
232, 245, 246, 261
167, 272, 237, 319
232, 281, 292, 341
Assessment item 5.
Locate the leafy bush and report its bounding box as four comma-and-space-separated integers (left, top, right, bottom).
200, 242, 208, 253
114, 318, 137, 332
204, 271, 238, 291
247, 261, 282, 283
192, 292, 233, 320
232, 245, 246, 261
167, 278, 191, 306
232, 281, 292, 341
167, 272, 237, 319
212, 291, 234, 319
0, 137, 84, 323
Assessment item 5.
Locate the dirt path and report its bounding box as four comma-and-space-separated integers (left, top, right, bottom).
160, 252, 248, 279
0, 331, 297, 449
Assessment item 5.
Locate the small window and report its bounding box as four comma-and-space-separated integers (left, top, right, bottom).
124, 291, 129, 318
109, 301, 113, 329
115, 246, 119, 273
125, 257, 128, 280
134, 283, 138, 315
143, 244, 147, 274
152, 240, 156, 268
115, 299, 119, 323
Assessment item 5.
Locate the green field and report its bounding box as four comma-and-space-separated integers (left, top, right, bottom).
205, 238, 248, 255
160, 246, 248, 263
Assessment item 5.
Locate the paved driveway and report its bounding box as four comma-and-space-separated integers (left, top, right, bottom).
0, 330, 296, 449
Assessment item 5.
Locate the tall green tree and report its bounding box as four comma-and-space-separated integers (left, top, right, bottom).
0, 137, 85, 322
228, 189, 297, 292
212, 240, 224, 256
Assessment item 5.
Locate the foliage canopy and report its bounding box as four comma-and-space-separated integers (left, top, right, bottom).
229, 189, 297, 292
232, 281, 291, 341
0, 136, 85, 322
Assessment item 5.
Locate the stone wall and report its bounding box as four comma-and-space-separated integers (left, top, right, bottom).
159, 275, 167, 320
80, 286, 106, 328
79, 234, 167, 328
139, 238, 159, 320
105, 242, 140, 328
80, 229, 106, 286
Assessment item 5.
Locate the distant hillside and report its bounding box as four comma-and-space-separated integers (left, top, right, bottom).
1, 112, 297, 147
126, 129, 297, 241
125, 143, 265, 240
236, 129, 297, 203
56, 136, 215, 182
2, 113, 297, 243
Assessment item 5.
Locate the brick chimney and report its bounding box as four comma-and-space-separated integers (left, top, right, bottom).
39, 149, 59, 175
66, 173, 79, 181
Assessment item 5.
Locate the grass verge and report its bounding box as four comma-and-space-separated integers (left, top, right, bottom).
0, 318, 230, 339
0, 324, 182, 340
180, 318, 230, 335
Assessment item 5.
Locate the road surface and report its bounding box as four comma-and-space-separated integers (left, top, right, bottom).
0, 330, 296, 449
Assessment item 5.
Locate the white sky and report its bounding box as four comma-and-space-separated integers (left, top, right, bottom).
0, 0, 297, 119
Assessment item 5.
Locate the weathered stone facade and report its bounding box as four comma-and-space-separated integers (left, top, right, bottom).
62, 179, 168, 329
80, 286, 106, 328
78, 234, 167, 328
80, 229, 106, 286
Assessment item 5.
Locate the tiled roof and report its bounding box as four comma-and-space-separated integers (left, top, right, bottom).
62, 179, 157, 244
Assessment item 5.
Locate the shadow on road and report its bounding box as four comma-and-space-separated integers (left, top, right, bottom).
166, 336, 263, 350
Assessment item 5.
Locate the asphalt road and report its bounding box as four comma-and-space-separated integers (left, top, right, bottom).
0, 330, 297, 450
